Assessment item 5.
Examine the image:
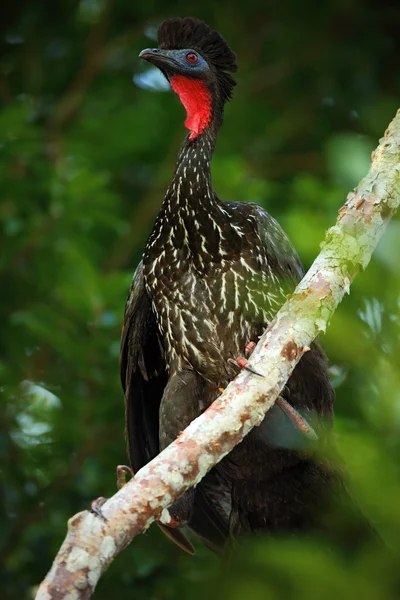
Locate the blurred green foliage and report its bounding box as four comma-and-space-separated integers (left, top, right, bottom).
1, 0, 400, 598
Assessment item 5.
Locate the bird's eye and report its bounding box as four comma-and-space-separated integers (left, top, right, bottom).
186, 52, 198, 63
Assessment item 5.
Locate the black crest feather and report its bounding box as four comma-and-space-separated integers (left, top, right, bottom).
157, 17, 237, 101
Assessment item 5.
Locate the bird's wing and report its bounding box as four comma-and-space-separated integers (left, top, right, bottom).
120, 261, 166, 472
224, 200, 304, 290
120, 261, 195, 554
190, 471, 232, 550
249, 202, 305, 288
223, 201, 333, 437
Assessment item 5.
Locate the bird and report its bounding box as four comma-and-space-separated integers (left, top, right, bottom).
120, 17, 341, 554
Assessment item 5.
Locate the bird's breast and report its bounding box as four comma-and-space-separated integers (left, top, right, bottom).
143, 240, 281, 385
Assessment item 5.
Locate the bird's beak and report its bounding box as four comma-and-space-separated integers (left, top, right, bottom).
139, 48, 179, 71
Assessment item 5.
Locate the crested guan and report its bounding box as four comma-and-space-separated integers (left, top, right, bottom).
120, 17, 366, 554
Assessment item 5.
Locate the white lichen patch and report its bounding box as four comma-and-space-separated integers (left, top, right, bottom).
64, 591, 80, 600
342, 276, 351, 295
197, 453, 216, 475
162, 493, 172, 506
100, 536, 116, 561
66, 547, 90, 573
315, 318, 327, 333
87, 555, 102, 588
165, 470, 184, 488
159, 508, 171, 524
179, 459, 191, 472
74, 573, 88, 590
37, 589, 52, 600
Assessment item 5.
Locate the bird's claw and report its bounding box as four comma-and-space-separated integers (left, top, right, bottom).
275, 396, 318, 441
91, 496, 108, 521
90, 465, 134, 521
230, 342, 317, 441
117, 464, 134, 490
245, 341, 256, 357
230, 356, 264, 377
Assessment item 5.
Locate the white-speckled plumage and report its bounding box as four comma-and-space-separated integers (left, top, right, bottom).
143, 131, 297, 385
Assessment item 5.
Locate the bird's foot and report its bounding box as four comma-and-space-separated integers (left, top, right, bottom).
117, 464, 134, 489
90, 496, 108, 521
90, 465, 134, 521
232, 341, 317, 441
229, 340, 264, 377
245, 341, 256, 357
275, 397, 318, 441
229, 356, 264, 377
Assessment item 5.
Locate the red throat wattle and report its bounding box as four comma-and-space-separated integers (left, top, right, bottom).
170, 76, 212, 140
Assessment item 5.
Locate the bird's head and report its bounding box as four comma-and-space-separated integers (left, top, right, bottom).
139, 18, 237, 140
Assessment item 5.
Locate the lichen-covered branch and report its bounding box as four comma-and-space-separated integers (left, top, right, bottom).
36, 110, 400, 600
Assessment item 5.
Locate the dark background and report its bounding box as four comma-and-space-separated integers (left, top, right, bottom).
1, 1, 400, 598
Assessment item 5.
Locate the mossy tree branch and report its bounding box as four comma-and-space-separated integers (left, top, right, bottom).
36, 110, 400, 600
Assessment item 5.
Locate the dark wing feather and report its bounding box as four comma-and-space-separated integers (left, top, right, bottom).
223, 201, 333, 439
120, 261, 166, 472
248, 202, 304, 287
190, 472, 232, 551
120, 262, 195, 554
223, 200, 304, 300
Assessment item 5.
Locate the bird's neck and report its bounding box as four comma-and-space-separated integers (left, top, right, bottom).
161, 128, 227, 237
165, 76, 223, 208
170, 129, 216, 204
145, 129, 231, 270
